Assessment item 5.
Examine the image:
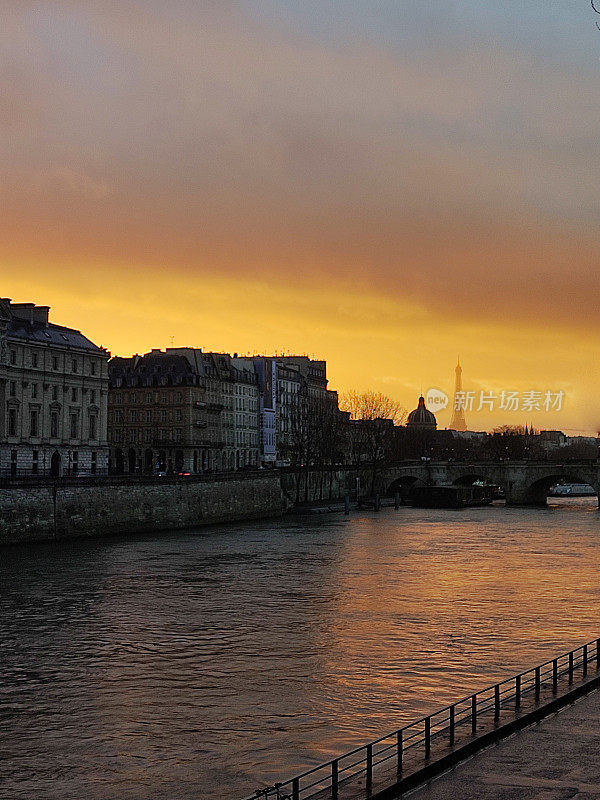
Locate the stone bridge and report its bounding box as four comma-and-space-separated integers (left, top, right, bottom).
379, 460, 600, 506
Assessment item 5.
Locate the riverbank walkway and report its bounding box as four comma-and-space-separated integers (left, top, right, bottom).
405, 685, 600, 800
248, 639, 600, 800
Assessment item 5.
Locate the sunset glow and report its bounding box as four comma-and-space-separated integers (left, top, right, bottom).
4, 2, 600, 433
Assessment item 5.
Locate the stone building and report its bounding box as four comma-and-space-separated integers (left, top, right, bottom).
193, 351, 259, 470
407, 395, 437, 430
238, 355, 342, 466
107, 348, 260, 474
275, 361, 302, 465
109, 350, 207, 474
277, 356, 329, 400
230, 357, 260, 469
0, 298, 109, 477
237, 357, 278, 466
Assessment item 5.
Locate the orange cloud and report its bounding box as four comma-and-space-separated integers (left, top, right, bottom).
3, 2, 600, 432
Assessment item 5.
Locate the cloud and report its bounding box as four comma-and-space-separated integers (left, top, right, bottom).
2, 2, 600, 358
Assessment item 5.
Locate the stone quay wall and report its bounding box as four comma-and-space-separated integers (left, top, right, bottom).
0, 472, 289, 545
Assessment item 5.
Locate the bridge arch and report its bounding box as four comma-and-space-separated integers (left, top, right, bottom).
521, 471, 598, 506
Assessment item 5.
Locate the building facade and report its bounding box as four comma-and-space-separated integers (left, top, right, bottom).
230, 357, 260, 468
107, 348, 260, 474
0, 298, 109, 477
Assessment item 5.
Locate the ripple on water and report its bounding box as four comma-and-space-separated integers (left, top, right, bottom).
0, 499, 599, 798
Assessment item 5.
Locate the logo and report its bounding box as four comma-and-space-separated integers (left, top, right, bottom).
425, 388, 449, 412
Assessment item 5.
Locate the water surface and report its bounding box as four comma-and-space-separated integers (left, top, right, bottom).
1, 499, 599, 799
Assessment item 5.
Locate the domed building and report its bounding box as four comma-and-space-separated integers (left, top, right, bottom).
407, 395, 437, 430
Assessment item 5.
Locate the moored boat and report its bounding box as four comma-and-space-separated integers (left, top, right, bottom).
408, 484, 494, 509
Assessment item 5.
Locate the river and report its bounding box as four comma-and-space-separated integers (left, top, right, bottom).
1, 499, 599, 799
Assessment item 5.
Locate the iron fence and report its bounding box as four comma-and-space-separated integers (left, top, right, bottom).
245, 637, 600, 800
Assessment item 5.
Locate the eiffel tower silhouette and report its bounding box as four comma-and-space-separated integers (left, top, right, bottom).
450, 357, 467, 431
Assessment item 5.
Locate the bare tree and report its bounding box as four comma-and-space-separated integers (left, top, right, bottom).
340, 390, 406, 426
285, 391, 345, 502
339, 391, 407, 494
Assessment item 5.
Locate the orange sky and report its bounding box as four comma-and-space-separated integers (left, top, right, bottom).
3, 2, 600, 434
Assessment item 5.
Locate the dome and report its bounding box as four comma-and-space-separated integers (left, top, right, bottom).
407, 395, 437, 430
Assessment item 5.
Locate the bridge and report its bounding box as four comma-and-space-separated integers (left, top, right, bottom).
281, 460, 600, 507
379, 460, 600, 506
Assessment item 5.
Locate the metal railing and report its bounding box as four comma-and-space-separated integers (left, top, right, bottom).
245, 637, 600, 800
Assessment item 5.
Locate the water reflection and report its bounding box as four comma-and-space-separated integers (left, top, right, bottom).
0, 499, 599, 798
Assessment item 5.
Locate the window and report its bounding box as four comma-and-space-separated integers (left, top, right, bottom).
50, 411, 59, 439
30, 409, 39, 437
72, 359, 78, 373
91, 361, 97, 376
10, 349, 16, 365
89, 415, 97, 440
176, 391, 182, 402
160, 410, 167, 422
71, 387, 77, 402
146, 392, 153, 403
130, 410, 137, 423
91, 451, 97, 475
8, 408, 17, 437
144, 428, 152, 443
52, 356, 59, 370
52, 386, 58, 401
70, 413, 78, 439
145, 410, 152, 423
32, 450, 39, 475
9, 381, 16, 397
31, 383, 38, 399
72, 451, 78, 475
113, 429, 121, 443
131, 393, 137, 403
32, 352, 38, 368
90, 390, 96, 404
115, 410, 122, 423
176, 410, 183, 422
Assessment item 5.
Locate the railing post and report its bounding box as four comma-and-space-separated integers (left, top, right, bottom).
331, 759, 338, 800
515, 675, 521, 709
292, 778, 299, 800
449, 705, 455, 745
397, 730, 403, 775
569, 651, 574, 684
366, 743, 373, 788
553, 659, 558, 694
471, 695, 477, 736
494, 684, 500, 721
596, 638, 600, 670
535, 667, 540, 701
584, 645, 588, 677
424, 717, 431, 759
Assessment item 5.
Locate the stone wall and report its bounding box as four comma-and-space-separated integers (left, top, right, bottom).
0, 473, 288, 545
280, 465, 375, 504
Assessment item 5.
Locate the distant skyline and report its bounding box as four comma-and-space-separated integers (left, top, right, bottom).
4, 2, 600, 434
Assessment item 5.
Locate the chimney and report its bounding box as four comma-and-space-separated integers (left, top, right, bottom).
10, 303, 35, 324
32, 306, 50, 326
